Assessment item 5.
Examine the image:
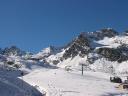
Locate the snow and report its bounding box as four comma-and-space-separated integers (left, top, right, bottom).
58, 55, 87, 70
23, 68, 128, 96
46, 49, 65, 65
32, 46, 61, 60
115, 61, 128, 75
0, 67, 43, 96
32, 47, 52, 59
95, 36, 128, 49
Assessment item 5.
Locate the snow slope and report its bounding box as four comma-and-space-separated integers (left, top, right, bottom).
0, 68, 43, 96
95, 36, 128, 49
23, 68, 128, 96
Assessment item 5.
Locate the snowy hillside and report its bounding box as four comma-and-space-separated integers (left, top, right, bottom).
0, 67, 44, 96
1, 28, 128, 96
23, 68, 128, 96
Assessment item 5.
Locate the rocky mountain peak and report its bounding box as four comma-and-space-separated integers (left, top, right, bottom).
1, 46, 26, 56
62, 33, 91, 59
99, 28, 118, 37
86, 28, 118, 40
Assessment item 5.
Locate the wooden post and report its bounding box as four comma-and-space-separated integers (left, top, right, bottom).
22, 76, 23, 88
21, 71, 24, 88
82, 64, 84, 75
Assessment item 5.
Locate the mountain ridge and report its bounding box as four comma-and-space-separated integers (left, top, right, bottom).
1, 28, 128, 75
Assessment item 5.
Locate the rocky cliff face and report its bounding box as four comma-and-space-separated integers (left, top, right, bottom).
87, 28, 118, 40
63, 33, 91, 59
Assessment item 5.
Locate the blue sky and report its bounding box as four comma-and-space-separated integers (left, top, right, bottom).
0, 0, 128, 52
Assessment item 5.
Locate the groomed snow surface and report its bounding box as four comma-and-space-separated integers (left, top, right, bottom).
23, 68, 128, 96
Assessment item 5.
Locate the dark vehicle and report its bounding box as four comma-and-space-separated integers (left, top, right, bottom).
110, 76, 122, 83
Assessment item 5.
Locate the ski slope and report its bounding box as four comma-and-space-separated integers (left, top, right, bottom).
23, 68, 128, 96
0, 68, 44, 96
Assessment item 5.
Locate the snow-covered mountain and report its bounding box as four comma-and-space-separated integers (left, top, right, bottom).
32, 46, 61, 60
1, 46, 26, 56
1, 28, 128, 96
1, 28, 128, 75
31, 28, 128, 75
